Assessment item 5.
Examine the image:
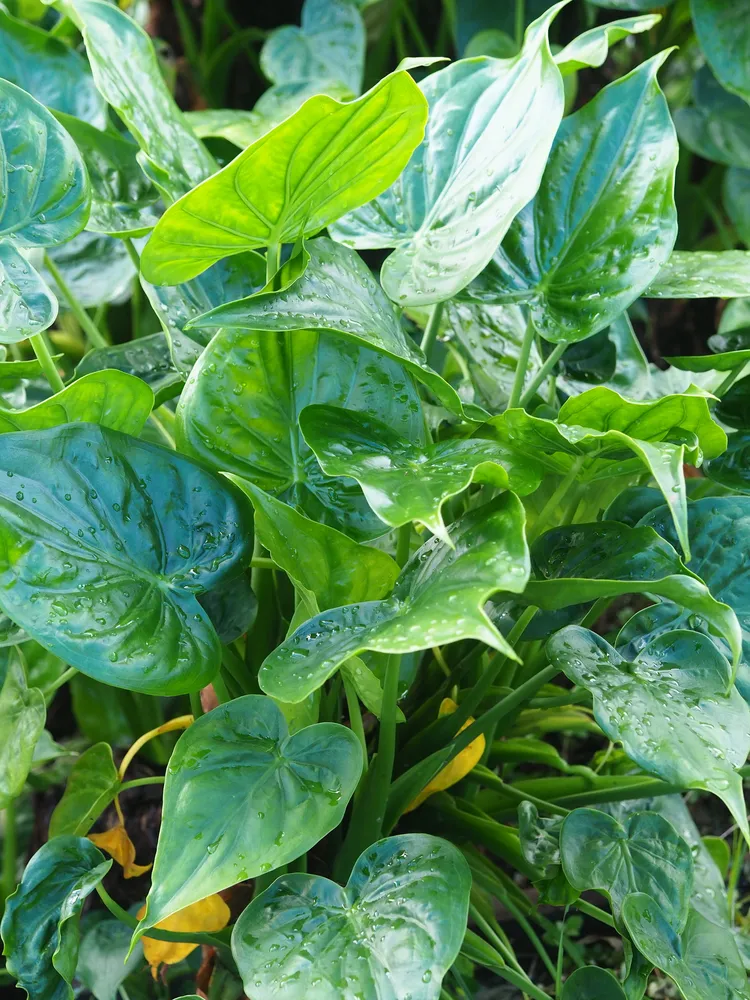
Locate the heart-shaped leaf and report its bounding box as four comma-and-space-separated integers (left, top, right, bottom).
49, 743, 119, 838
228, 479, 399, 609
75, 334, 182, 408
463, 53, 677, 343
0, 648, 45, 808
0, 244, 58, 342
561, 808, 693, 928
140, 71, 427, 284
645, 251, 750, 298
176, 327, 425, 540
185, 238, 479, 418
623, 895, 750, 1000
554, 14, 660, 75
547, 626, 750, 839
561, 967, 628, 1000
330, 6, 565, 305
231, 833, 471, 1000
691, 0, 750, 105
0, 423, 252, 695
76, 914, 144, 1000
259, 492, 530, 703
0, 836, 112, 1000
300, 403, 543, 542
0, 5, 106, 127
136, 694, 362, 935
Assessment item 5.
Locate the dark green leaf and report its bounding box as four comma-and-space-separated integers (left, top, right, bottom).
725, 167, 750, 246
675, 66, 750, 169
691, 0, 750, 105
518, 801, 578, 905
48, 742, 119, 837
561, 967, 627, 1000
0, 649, 45, 808
231, 834, 471, 1000
706, 432, 750, 491
645, 251, 750, 298
75, 334, 182, 408
76, 913, 144, 1000
198, 572, 256, 646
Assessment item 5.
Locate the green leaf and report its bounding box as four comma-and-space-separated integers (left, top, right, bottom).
706, 432, 750, 491
44, 231, 135, 309
140, 71, 427, 284
0, 245, 58, 342
0, 5, 106, 127
0, 423, 252, 695
48, 742, 119, 838
547, 626, 750, 840
518, 801, 578, 905
62, 0, 215, 200
227, 479, 399, 609
0, 78, 90, 247
0, 836, 112, 1000
198, 572, 257, 646
75, 334, 182, 408
725, 167, 750, 246
645, 251, 750, 298
231, 833, 471, 1000
0, 649, 45, 808
186, 238, 484, 418
524, 521, 741, 666
554, 14, 661, 75
261, 0, 365, 95
52, 112, 160, 238
300, 403, 543, 543
715, 377, 750, 430
330, 7, 565, 305
691, 0, 750, 105
0, 371, 153, 435
76, 914, 144, 1000
675, 67, 750, 170
259, 493, 530, 703
136, 694, 362, 936
561, 967, 627, 1000
176, 326, 425, 540
623, 895, 750, 1000
462, 54, 677, 343
561, 808, 693, 927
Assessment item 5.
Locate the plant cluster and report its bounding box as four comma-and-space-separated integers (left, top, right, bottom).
0, 0, 750, 999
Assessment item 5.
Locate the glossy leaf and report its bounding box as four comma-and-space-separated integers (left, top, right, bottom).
228, 479, 399, 609
548, 626, 750, 839
53, 112, 160, 237
300, 404, 543, 542
517, 801, 577, 904
554, 15, 660, 75
645, 251, 750, 298
0, 423, 252, 695
140, 72, 428, 284
176, 325, 425, 540
623, 895, 750, 1000
138, 895, 230, 976
48, 743, 119, 838
259, 493, 530, 703
136, 695, 362, 935
0, 649, 45, 808
63, 0, 215, 200
463, 54, 677, 343
187, 238, 483, 417
231, 834, 471, 1000
0, 837, 111, 1000
691, 0, 750, 105
44, 231, 135, 309
561, 967, 627, 1000
89, 824, 151, 879
76, 915, 144, 1000
561, 808, 693, 927
0, 6, 106, 126
405, 698, 485, 811
706, 432, 750, 491
0, 244, 58, 343
75, 334, 182, 408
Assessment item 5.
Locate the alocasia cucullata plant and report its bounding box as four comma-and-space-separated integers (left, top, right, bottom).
1, 1, 750, 998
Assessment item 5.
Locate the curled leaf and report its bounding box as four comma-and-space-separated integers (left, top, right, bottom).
136, 895, 230, 978
88, 824, 151, 879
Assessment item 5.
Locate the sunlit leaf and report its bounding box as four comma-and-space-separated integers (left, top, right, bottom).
554, 15, 660, 75
0, 245, 58, 343
645, 251, 750, 298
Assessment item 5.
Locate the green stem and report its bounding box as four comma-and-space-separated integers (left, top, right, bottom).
396, 523, 412, 567
41, 666, 78, 699
519, 342, 566, 408
148, 412, 175, 449
508, 314, 536, 409
1, 800, 17, 909
728, 829, 744, 922
30, 334, 64, 393
420, 300, 445, 357
579, 596, 613, 630
400, 0, 431, 56
250, 556, 276, 570
44, 253, 108, 349
469, 904, 526, 976
472, 765, 569, 816
119, 776, 166, 793
189, 690, 204, 719
369, 654, 401, 838
575, 899, 615, 930
343, 672, 368, 765
532, 457, 586, 539
514, 0, 525, 48
463, 930, 552, 1000
715, 364, 746, 398
556, 907, 568, 997
266, 242, 281, 286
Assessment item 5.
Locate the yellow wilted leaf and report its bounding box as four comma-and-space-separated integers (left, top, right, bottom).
405, 697, 485, 813
88, 824, 152, 879
136, 894, 231, 978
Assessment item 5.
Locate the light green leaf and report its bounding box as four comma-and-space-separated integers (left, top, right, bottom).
75, 334, 182, 409
62, 0, 215, 200
691, 0, 750, 105
561, 967, 627, 1000
136, 695, 362, 936
140, 71, 427, 284
547, 626, 750, 840
330, 6, 565, 306
48, 743, 119, 838
185, 107, 268, 147
0, 837, 111, 1000
186, 238, 484, 418
176, 326, 425, 540
231, 834, 471, 1000
462, 53, 677, 343
227, 479, 399, 609
623, 895, 750, 1000
0, 423, 252, 695
340, 657, 400, 720
561, 808, 693, 927
0, 649, 45, 808
675, 67, 750, 169
76, 914, 144, 1000
0, 245, 58, 343
300, 403, 542, 542
554, 14, 661, 75
0, 5, 106, 127
645, 251, 750, 298
259, 493, 530, 703
261, 0, 365, 95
